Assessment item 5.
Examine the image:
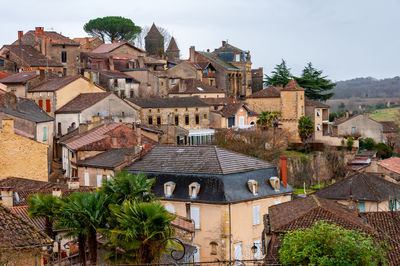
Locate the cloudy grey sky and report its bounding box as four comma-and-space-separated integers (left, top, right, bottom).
1, 0, 399, 81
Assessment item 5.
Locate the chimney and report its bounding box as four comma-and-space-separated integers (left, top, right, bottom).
178, 79, 186, 93
109, 56, 114, 71
78, 123, 88, 134
189, 46, 195, 62
124, 153, 133, 165
39, 69, 46, 81
112, 38, 118, 44
35, 27, 44, 37
135, 121, 142, 146
137, 56, 145, 68
5, 91, 18, 110
1, 188, 13, 208
222, 40, 226, 47
68, 177, 80, 189
229, 97, 235, 104
280, 156, 288, 188
345, 111, 349, 118
207, 49, 210, 53
52, 187, 62, 197
18, 31, 23, 44
85, 37, 90, 49
1, 119, 14, 134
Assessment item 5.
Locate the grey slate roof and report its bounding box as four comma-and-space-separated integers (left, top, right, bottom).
0, 94, 53, 123
127, 97, 209, 109
77, 148, 136, 169
126, 145, 274, 175
316, 172, 400, 202
197, 51, 239, 70
126, 146, 292, 203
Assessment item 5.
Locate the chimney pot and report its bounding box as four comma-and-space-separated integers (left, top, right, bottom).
280, 156, 288, 188
189, 46, 195, 62
35, 27, 44, 37
18, 31, 23, 40
1, 188, 13, 207
222, 41, 226, 47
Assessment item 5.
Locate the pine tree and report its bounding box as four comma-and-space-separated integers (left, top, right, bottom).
295, 62, 336, 101
264, 59, 292, 86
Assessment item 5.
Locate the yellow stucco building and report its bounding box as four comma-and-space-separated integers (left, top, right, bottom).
126, 146, 293, 262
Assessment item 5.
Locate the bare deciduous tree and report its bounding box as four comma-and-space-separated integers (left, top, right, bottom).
134, 25, 172, 50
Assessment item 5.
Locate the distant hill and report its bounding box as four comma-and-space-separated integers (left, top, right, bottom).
332, 76, 400, 99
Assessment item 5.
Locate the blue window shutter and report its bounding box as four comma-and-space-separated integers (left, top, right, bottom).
358, 202, 365, 212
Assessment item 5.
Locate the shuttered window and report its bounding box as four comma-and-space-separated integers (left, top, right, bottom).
253, 205, 260, 225
42, 126, 47, 141
97, 174, 103, 187
84, 172, 90, 186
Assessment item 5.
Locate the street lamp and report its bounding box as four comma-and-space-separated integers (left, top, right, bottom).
251, 243, 258, 254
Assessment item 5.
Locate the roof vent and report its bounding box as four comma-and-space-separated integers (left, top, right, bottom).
269, 176, 280, 192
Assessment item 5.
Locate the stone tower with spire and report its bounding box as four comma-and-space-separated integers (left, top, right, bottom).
166, 37, 180, 62
145, 23, 164, 57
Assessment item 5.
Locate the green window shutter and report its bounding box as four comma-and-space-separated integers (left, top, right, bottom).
43, 126, 47, 141
358, 202, 365, 212
389, 200, 393, 211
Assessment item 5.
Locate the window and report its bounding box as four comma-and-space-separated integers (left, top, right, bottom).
47, 92, 50, 97
175, 115, 179, 126
84, 172, 89, 186
316, 110, 321, 117
210, 242, 218, 255
214, 106, 218, 111
58, 122, 62, 135
45, 99, 51, 112
317, 124, 321, 131
164, 181, 175, 197
247, 180, 258, 195
389, 199, 399, 211
195, 114, 200, 124
38, 99, 43, 109
193, 246, 200, 263
352, 127, 356, 134
43, 126, 47, 141
358, 202, 365, 212
234, 243, 242, 260
97, 174, 103, 187
157, 109, 160, 113
39, 92, 42, 97
61, 51, 67, 63
189, 182, 200, 198
148, 116, 153, 125
185, 115, 189, 125
165, 204, 175, 214
253, 205, 260, 225
0, 59, 4, 66
157, 116, 161, 125
190, 206, 200, 229
274, 200, 281, 205
130, 90, 134, 98
235, 54, 240, 62
121, 112, 125, 117
253, 240, 261, 260
171, 79, 176, 84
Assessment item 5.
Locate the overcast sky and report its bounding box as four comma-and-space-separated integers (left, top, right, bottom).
1, 0, 399, 81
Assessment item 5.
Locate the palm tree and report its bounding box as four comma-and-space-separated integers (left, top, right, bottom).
105, 200, 176, 264
56, 191, 109, 265
101, 171, 156, 205
28, 193, 61, 239
257, 111, 280, 130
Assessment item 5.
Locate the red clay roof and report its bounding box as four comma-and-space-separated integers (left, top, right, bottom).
9, 206, 46, 232
28, 75, 80, 92
0, 203, 52, 250
378, 157, 400, 175
56, 92, 111, 113
92, 42, 145, 54
0, 71, 10, 79
171, 215, 194, 233
282, 79, 305, 91
0, 71, 37, 83
246, 85, 281, 98
2, 45, 63, 67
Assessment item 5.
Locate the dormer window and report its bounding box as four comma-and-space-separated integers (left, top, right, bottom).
189, 182, 200, 198
247, 179, 258, 195
269, 176, 280, 192
164, 181, 176, 197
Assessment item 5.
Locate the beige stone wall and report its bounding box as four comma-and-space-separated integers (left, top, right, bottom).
0, 120, 49, 181
161, 193, 291, 262
5, 84, 26, 98
47, 44, 80, 76
245, 98, 280, 114
337, 199, 389, 212
110, 45, 146, 57
336, 114, 383, 143
77, 166, 115, 187
140, 106, 210, 130
27, 91, 55, 116
280, 91, 304, 120
166, 63, 201, 80
169, 92, 226, 99
35, 121, 54, 145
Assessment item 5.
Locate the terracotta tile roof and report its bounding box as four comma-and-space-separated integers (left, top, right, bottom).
218, 103, 256, 117
92, 42, 145, 54
169, 79, 225, 94
98, 70, 139, 81
55, 92, 111, 113
0, 71, 10, 79
28, 75, 80, 92
72, 37, 100, 45
362, 211, 400, 265
126, 145, 275, 175
127, 97, 209, 108
246, 86, 281, 98
22, 30, 79, 46
305, 99, 330, 108
316, 172, 400, 202
2, 45, 63, 67
171, 215, 194, 233
9, 206, 46, 232
0, 177, 94, 206
380, 121, 399, 133
268, 195, 373, 233
166, 37, 179, 52
60, 123, 128, 150
378, 157, 400, 175
282, 79, 305, 91
0, 71, 37, 83
201, 97, 230, 106
0, 203, 52, 250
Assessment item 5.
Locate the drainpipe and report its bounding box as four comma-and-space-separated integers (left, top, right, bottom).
229, 202, 232, 262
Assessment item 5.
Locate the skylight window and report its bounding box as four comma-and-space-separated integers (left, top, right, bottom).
197, 87, 204, 91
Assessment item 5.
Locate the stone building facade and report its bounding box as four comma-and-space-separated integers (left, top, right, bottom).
0, 119, 49, 181
145, 23, 164, 57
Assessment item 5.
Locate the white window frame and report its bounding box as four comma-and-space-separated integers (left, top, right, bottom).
84, 172, 90, 186
254, 240, 261, 260
190, 206, 200, 229
234, 243, 242, 260
165, 204, 175, 214
96, 174, 103, 187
